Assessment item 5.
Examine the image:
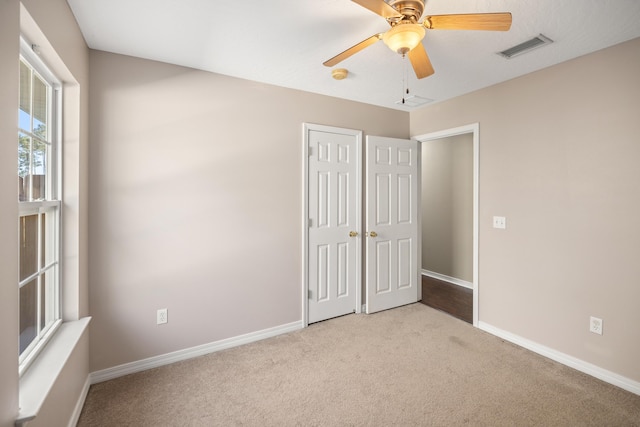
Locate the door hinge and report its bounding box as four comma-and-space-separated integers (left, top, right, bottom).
308, 218, 312, 227
308, 289, 312, 299
308, 146, 313, 157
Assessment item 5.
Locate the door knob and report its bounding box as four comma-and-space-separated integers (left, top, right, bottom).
349, 231, 358, 237
368, 231, 378, 238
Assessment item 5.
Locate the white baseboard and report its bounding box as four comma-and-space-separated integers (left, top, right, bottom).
478, 321, 640, 396
90, 320, 304, 384
68, 375, 90, 427
422, 269, 473, 290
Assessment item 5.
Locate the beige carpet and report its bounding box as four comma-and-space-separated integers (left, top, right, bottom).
78, 304, 640, 426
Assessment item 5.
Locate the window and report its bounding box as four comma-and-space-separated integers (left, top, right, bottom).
18, 46, 62, 374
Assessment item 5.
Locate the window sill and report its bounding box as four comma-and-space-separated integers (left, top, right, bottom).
17, 317, 91, 426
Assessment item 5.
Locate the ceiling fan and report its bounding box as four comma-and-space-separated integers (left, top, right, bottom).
323, 0, 512, 79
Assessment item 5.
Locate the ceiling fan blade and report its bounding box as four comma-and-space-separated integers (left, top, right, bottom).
408, 43, 434, 79
424, 13, 512, 31
323, 34, 383, 67
351, 0, 402, 19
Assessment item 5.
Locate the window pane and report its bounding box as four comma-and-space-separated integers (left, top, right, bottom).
31, 140, 47, 200
42, 209, 57, 267
41, 212, 46, 267
18, 132, 31, 178
41, 268, 57, 331
20, 279, 38, 355
20, 214, 38, 281
33, 75, 48, 139
19, 61, 31, 123
18, 132, 31, 201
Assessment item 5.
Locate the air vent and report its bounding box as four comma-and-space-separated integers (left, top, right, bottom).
395, 95, 434, 108
498, 34, 553, 59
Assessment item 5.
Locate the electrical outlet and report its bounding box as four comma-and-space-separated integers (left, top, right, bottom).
589, 316, 602, 335
157, 308, 168, 325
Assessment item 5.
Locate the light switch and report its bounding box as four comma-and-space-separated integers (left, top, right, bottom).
493, 216, 506, 229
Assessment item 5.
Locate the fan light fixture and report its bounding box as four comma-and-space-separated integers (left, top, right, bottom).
382, 23, 425, 55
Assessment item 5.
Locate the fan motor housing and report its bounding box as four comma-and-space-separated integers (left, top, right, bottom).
387, 0, 425, 22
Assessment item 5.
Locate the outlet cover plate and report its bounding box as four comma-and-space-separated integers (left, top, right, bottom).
589, 316, 602, 335
157, 308, 168, 325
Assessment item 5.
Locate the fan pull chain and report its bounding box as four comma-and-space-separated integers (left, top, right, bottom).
401, 54, 410, 104
402, 54, 406, 104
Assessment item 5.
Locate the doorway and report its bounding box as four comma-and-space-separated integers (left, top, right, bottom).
414, 124, 479, 326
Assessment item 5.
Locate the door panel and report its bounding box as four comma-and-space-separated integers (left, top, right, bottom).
376, 174, 391, 225
375, 240, 391, 293
307, 125, 361, 323
366, 135, 419, 314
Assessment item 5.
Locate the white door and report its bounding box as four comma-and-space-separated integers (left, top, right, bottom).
365, 135, 419, 313
305, 124, 361, 324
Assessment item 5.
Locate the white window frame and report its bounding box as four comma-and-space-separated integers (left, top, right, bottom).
18, 38, 63, 376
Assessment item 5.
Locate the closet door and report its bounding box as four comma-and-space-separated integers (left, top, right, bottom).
305, 124, 361, 324
365, 135, 419, 313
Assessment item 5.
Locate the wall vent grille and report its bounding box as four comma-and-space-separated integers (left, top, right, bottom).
498, 34, 554, 59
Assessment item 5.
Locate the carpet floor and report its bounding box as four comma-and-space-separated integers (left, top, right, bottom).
78, 303, 640, 426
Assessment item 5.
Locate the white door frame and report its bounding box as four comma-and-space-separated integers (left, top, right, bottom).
302, 123, 362, 327
413, 123, 480, 327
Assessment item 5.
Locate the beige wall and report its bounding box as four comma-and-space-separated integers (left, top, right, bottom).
411, 37, 640, 382
88, 50, 409, 371
421, 134, 473, 282
0, 1, 21, 425
0, 0, 90, 426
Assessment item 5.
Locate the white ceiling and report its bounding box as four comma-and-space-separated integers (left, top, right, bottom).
66, 0, 640, 112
